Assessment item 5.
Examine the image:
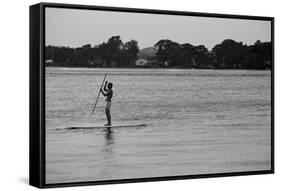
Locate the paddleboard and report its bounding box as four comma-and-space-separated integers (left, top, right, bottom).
65, 123, 146, 130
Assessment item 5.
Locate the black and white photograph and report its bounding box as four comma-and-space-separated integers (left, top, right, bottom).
43, 5, 273, 185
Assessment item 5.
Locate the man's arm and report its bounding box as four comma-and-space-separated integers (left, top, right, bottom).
100, 88, 108, 96
103, 81, 108, 92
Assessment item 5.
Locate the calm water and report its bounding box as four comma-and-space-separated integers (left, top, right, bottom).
45, 67, 271, 184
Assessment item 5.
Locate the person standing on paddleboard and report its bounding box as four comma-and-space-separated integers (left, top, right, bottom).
100, 81, 113, 126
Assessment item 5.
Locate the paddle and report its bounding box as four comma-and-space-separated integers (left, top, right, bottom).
91, 74, 107, 114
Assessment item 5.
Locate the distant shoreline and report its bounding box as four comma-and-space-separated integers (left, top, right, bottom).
45, 66, 271, 71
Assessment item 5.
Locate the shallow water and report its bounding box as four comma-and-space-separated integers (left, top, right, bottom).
45, 67, 271, 184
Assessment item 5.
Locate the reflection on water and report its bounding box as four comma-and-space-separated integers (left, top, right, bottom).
104, 127, 114, 146
46, 68, 271, 184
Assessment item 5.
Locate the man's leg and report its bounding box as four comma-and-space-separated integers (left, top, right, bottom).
105, 102, 111, 125
106, 109, 111, 125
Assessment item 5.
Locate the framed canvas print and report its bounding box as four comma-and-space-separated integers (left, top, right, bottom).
29, 2, 274, 188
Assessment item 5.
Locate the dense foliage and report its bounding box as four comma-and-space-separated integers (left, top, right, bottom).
45, 36, 272, 69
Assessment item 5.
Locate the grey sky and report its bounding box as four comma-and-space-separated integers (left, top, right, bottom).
46, 7, 271, 50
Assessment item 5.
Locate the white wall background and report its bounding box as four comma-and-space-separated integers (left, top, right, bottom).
0, 0, 279, 190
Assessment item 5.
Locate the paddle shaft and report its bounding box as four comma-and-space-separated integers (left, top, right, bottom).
92, 74, 107, 113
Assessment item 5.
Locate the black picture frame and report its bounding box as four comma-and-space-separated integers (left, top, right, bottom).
30, 2, 274, 188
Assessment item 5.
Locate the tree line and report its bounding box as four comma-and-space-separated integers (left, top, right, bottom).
45, 36, 272, 69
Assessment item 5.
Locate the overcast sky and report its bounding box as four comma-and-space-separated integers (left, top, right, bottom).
46, 7, 271, 50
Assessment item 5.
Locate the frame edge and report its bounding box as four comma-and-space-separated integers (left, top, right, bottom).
29, 3, 44, 188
